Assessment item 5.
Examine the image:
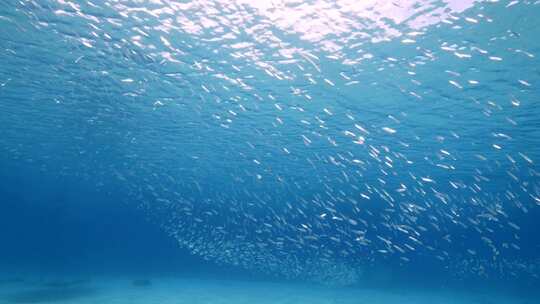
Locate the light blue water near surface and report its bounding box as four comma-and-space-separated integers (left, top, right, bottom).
1, 0, 540, 303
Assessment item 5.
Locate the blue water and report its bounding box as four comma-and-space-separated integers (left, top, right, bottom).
1, 0, 540, 303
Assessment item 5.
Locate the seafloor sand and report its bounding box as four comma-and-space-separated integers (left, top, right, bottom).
0, 275, 531, 304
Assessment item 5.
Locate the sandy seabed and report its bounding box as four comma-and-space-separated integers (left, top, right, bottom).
0, 275, 532, 304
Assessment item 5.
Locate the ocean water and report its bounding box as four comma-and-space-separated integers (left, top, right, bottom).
1, 0, 540, 303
